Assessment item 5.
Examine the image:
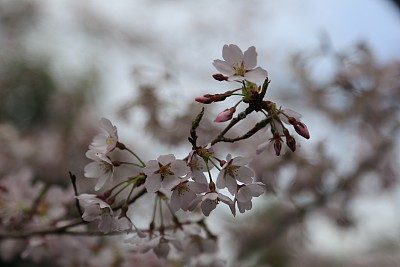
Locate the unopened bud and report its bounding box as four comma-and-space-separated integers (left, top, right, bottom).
214, 107, 236, 122
212, 73, 229, 81
195, 94, 213, 104
293, 121, 310, 139
273, 138, 282, 156
286, 135, 296, 152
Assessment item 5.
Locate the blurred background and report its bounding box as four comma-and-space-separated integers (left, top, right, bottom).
1, 0, 400, 266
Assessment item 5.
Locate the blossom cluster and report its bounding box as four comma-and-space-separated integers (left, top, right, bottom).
0, 44, 310, 265
74, 44, 309, 260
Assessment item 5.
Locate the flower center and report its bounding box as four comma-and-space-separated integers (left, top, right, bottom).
157, 162, 174, 178
100, 161, 113, 173
233, 62, 246, 76
106, 136, 115, 145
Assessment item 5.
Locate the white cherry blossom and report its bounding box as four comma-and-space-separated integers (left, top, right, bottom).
187, 152, 211, 184
213, 44, 268, 83
235, 182, 265, 213
84, 150, 114, 191
216, 154, 255, 195
188, 192, 235, 216
143, 154, 190, 193
170, 181, 209, 212
89, 117, 118, 154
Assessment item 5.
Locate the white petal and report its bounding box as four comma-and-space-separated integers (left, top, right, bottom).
243, 46, 257, 69
187, 181, 208, 193
238, 201, 252, 213
225, 177, 238, 195
223, 44, 243, 66
215, 171, 226, 189
236, 167, 254, 184
213, 60, 236, 75
84, 162, 103, 178
201, 199, 217, 216
232, 156, 252, 166
145, 174, 162, 193
162, 175, 180, 189
187, 195, 202, 211
157, 154, 175, 165
171, 160, 190, 176
236, 186, 252, 202
94, 174, 109, 191
244, 67, 268, 82
179, 188, 197, 210
247, 183, 265, 197
227, 75, 246, 82
170, 190, 181, 212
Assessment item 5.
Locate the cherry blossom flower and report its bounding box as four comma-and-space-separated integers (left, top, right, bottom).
77, 180, 138, 234
84, 150, 114, 191
143, 154, 190, 193
216, 154, 255, 195
89, 117, 118, 154
187, 151, 212, 184
235, 182, 265, 213
188, 192, 235, 216
213, 44, 268, 83
170, 181, 209, 212
76, 194, 119, 233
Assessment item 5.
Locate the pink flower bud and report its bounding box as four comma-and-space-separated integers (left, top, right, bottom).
293, 121, 310, 139
214, 107, 236, 123
195, 94, 213, 104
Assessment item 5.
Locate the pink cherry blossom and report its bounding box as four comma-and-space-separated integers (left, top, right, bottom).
89, 117, 118, 154
213, 44, 268, 83
216, 154, 255, 195
84, 150, 114, 191
143, 154, 190, 193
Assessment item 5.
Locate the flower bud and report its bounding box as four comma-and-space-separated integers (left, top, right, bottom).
195, 94, 213, 104
212, 73, 229, 81
273, 138, 282, 156
288, 117, 310, 139
286, 135, 296, 152
293, 121, 310, 139
214, 107, 236, 122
